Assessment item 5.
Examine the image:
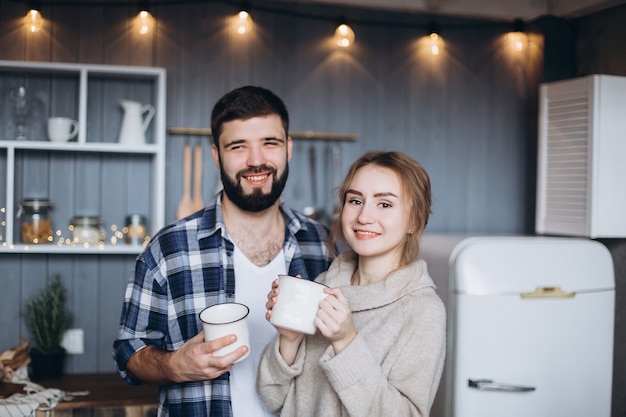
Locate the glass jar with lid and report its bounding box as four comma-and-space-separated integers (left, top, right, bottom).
125, 214, 147, 245
17, 198, 54, 244
69, 216, 105, 245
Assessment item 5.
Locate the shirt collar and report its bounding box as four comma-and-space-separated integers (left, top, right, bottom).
196, 193, 308, 241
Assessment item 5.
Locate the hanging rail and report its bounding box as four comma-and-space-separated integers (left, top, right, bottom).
167, 127, 357, 142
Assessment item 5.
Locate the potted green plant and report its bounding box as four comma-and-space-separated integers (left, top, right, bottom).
24, 275, 72, 380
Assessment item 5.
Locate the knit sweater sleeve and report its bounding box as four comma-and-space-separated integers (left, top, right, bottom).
319, 294, 447, 417
256, 335, 307, 413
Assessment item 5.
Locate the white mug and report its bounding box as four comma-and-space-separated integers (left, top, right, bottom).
199, 303, 250, 362
48, 117, 78, 142
270, 275, 329, 335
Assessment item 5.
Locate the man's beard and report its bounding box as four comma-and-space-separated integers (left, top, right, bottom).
220, 163, 289, 212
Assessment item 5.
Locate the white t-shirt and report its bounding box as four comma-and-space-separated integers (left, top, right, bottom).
230, 245, 285, 417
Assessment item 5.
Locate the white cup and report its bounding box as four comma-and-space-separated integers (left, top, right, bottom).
199, 303, 250, 362
48, 117, 79, 142
270, 275, 329, 335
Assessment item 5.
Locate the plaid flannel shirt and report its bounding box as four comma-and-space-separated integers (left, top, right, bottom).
113, 195, 333, 417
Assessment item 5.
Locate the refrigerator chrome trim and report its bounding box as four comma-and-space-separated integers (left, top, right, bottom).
468, 379, 536, 392
452, 286, 614, 297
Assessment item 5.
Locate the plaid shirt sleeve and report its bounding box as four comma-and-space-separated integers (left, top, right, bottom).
113, 197, 334, 416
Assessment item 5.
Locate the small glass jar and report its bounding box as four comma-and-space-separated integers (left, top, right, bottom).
17, 198, 54, 244
69, 216, 105, 245
125, 214, 146, 245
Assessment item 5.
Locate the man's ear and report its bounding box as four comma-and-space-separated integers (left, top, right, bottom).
212, 144, 220, 168
287, 136, 293, 162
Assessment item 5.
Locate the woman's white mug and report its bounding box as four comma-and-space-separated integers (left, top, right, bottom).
48, 117, 78, 142
199, 303, 250, 362
270, 274, 329, 335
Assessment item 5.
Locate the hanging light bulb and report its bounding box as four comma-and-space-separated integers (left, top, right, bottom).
510, 18, 526, 52
25, 1, 43, 33
137, 11, 153, 35
334, 21, 355, 48
136, 1, 154, 35
430, 33, 441, 55
428, 23, 442, 56
236, 10, 252, 35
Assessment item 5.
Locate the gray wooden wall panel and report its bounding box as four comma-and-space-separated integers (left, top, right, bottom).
96, 256, 134, 372
125, 156, 152, 222
49, 154, 75, 240
17, 152, 43, 199
76, 6, 104, 65
49, 256, 75, 370
75, 155, 101, 215
72, 256, 100, 372
86, 79, 105, 142
102, 8, 131, 67
18, 257, 48, 341
50, 75, 79, 121
577, 7, 626, 417
577, 6, 626, 76
48, 6, 79, 63
0, 1, 624, 385
93, 79, 119, 144
0, 3, 25, 60
0, 256, 22, 346
102, 157, 128, 235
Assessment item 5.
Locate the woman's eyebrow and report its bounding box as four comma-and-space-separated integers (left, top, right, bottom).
374, 192, 399, 198
346, 189, 362, 196
346, 189, 399, 198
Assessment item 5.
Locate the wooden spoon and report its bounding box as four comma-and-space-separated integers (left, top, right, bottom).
176, 142, 193, 219
191, 141, 205, 212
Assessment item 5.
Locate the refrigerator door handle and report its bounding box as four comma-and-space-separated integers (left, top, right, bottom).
468, 379, 536, 392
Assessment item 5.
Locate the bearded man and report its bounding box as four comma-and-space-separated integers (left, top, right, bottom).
114, 86, 334, 417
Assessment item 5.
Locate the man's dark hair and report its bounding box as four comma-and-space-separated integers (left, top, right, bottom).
210, 86, 289, 146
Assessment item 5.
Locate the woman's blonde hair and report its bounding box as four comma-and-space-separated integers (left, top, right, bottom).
329, 151, 432, 268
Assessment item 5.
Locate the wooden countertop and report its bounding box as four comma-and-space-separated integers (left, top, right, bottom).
35, 373, 158, 409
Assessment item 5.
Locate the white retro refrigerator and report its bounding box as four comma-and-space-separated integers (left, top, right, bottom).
421, 235, 615, 417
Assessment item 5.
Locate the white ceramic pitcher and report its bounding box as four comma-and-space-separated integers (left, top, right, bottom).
118, 100, 155, 145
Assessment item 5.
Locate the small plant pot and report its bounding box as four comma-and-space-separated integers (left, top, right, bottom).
29, 347, 66, 381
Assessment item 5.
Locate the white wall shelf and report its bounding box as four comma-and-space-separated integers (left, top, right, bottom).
0, 140, 162, 154
0, 243, 147, 255
0, 60, 166, 254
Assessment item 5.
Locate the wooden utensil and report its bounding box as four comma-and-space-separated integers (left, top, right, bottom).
330, 144, 342, 221
176, 141, 193, 219
305, 145, 324, 221
191, 141, 204, 212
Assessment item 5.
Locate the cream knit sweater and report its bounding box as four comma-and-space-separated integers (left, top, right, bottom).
257, 251, 446, 417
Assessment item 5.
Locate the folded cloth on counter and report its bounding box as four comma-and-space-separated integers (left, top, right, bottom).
0, 366, 65, 417
0, 387, 64, 417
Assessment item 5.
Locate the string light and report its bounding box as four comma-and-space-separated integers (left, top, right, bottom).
333, 19, 355, 48
55, 223, 149, 247
510, 18, 526, 52
136, 0, 154, 35
428, 22, 442, 56
25, 1, 43, 33
12, 2, 534, 59
236, 10, 252, 35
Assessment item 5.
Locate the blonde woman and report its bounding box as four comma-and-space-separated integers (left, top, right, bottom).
257, 151, 446, 417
